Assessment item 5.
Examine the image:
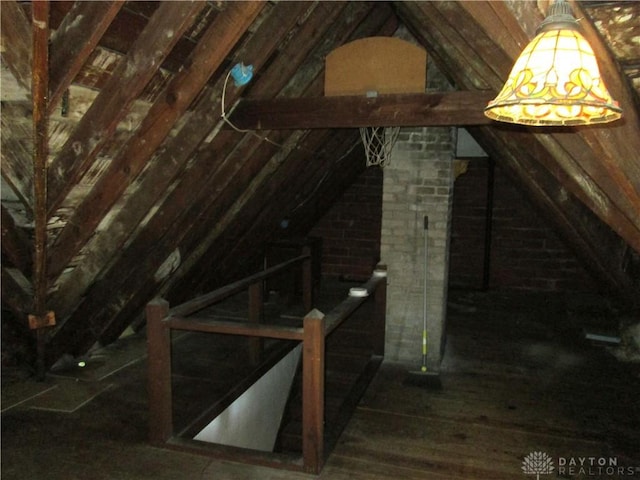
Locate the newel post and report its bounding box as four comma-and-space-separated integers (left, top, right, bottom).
146, 297, 172, 444
302, 308, 325, 474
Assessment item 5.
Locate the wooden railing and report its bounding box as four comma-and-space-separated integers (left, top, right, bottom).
146, 254, 387, 474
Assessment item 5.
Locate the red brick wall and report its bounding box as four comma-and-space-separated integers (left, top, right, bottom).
309, 167, 383, 280
450, 158, 599, 292
311, 157, 598, 292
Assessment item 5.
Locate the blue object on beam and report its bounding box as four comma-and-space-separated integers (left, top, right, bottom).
231, 63, 253, 86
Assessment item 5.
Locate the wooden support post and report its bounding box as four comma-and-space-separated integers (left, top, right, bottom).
248, 281, 264, 364
146, 298, 172, 444
302, 309, 325, 474
32, 0, 50, 380
302, 246, 313, 313
372, 265, 387, 357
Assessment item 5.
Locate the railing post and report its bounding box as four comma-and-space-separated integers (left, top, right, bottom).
373, 264, 387, 357
302, 308, 325, 474
248, 281, 264, 364
146, 297, 172, 445
302, 246, 313, 313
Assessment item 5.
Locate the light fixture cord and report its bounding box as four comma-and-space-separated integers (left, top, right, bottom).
220, 70, 286, 149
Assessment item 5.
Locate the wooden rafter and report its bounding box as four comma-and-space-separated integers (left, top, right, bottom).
1, 267, 33, 319
47, 0, 266, 279
185, 128, 364, 299
1, 205, 32, 279
48, 0, 125, 112
165, 5, 399, 302
46, 1, 207, 215
49, 0, 311, 319
0, 0, 32, 92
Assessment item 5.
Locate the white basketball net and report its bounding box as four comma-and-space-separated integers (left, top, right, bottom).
359, 126, 400, 168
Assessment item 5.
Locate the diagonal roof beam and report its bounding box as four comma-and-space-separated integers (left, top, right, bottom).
1, 206, 32, 278
48, 0, 125, 113
47, 0, 266, 280
1, 267, 33, 319
46, 1, 207, 215
0, 0, 32, 92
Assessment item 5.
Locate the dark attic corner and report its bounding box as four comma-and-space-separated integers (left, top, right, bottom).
1, 1, 640, 478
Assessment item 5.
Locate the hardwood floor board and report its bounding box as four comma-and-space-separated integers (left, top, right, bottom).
361, 371, 607, 441
334, 406, 614, 479
323, 454, 470, 480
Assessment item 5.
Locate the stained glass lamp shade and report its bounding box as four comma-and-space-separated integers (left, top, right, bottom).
484, 0, 622, 126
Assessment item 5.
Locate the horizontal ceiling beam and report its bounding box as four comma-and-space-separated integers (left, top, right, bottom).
226, 91, 494, 129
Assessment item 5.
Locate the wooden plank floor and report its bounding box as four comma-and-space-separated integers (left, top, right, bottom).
2, 287, 639, 479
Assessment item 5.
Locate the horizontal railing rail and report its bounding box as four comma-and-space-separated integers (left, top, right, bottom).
169, 253, 311, 318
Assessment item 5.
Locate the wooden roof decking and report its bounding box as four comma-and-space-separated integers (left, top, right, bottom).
1, 1, 639, 364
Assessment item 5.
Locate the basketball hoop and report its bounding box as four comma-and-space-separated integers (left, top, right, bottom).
323, 36, 426, 168
359, 125, 400, 168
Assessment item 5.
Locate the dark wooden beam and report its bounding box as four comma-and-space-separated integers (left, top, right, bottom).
1, 267, 33, 319
0, 0, 32, 92
1, 205, 32, 278
48, 0, 125, 112
185, 128, 363, 300
46, 1, 207, 215
227, 91, 494, 130
47, 0, 266, 279
31, 0, 50, 379
48, 0, 315, 319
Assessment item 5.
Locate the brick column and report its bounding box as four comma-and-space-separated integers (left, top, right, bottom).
380, 125, 455, 369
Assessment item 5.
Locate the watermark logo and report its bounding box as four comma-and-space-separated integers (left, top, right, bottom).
522, 452, 640, 478
522, 451, 555, 480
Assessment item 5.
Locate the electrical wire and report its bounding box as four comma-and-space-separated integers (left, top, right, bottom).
220, 70, 286, 149
218, 65, 365, 214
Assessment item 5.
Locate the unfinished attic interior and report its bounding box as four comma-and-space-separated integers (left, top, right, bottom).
1, 0, 640, 478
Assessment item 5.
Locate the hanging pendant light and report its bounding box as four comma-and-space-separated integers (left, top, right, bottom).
484, 0, 622, 126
